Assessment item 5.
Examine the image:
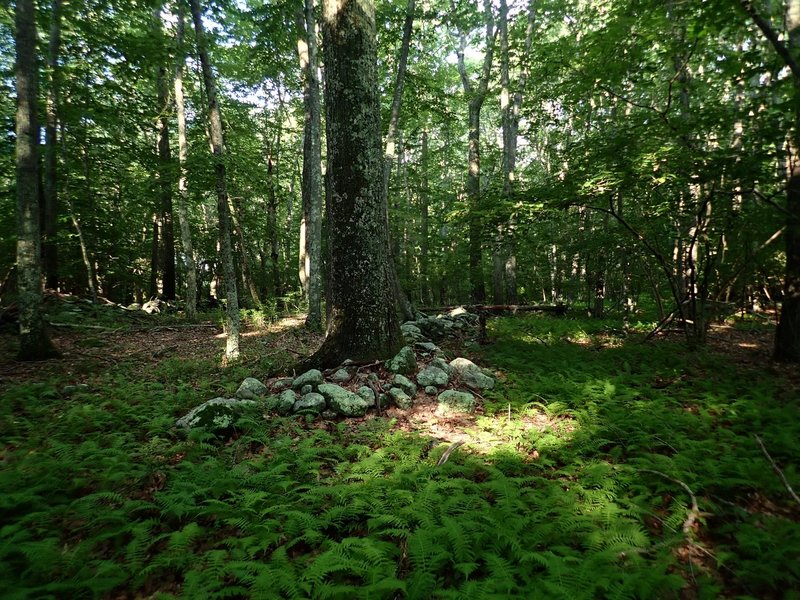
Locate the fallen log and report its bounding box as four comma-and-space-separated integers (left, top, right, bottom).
418, 303, 568, 316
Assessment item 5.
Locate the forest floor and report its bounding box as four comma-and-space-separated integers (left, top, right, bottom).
1, 299, 799, 599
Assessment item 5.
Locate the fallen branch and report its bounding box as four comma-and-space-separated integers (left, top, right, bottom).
436, 441, 464, 466
637, 468, 700, 535
755, 434, 800, 506
49, 321, 121, 332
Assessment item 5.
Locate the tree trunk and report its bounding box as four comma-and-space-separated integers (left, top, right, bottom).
15, 0, 58, 360
420, 128, 430, 305
382, 0, 417, 321
156, 59, 176, 300
296, 0, 324, 329
467, 101, 486, 304
174, 7, 197, 319
42, 0, 62, 291
455, 0, 495, 305
267, 154, 282, 299
149, 213, 160, 298
307, 0, 402, 368
189, 0, 240, 360
775, 161, 800, 361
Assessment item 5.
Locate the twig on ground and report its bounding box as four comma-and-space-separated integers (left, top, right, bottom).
755, 434, 800, 506
436, 440, 464, 466
637, 468, 700, 535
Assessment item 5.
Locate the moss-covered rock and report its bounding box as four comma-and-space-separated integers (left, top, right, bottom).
236, 377, 268, 399
393, 374, 417, 397
292, 369, 323, 389
436, 390, 476, 416
417, 365, 449, 387
175, 397, 256, 432
265, 391, 296, 415
449, 357, 495, 390
389, 387, 413, 409
292, 392, 327, 414
386, 346, 417, 374
318, 383, 370, 417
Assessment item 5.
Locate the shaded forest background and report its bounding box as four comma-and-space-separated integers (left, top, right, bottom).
2, 0, 798, 359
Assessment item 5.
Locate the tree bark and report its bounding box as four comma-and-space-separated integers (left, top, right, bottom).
456, 0, 495, 305
189, 0, 240, 360
296, 0, 323, 329
174, 7, 197, 319
420, 128, 430, 304
15, 0, 58, 360
382, 0, 417, 321
156, 57, 176, 300
306, 0, 402, 368
42, 0, 62, 291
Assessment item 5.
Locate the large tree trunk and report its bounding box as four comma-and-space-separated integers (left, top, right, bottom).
307, 0, 402, 368
189, 0, 240, 360
15, 0, 58, 360
296, 0, 323, 329
42, 0, 62, 291
174, 7, 197, 319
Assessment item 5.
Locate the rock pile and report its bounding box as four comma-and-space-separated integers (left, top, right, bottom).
174, 309, 496, 434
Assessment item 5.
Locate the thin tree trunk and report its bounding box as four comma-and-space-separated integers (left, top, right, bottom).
156, 58, 176, 300
174, 7, 197, 319
15, 0, 58, 360
455, 0, 495, 305
267, 154, 282, 299
420, 128, 430, 305
381, 0, 417, 321
189, 0, 240, 360
230, 196, 261, 307
149, 213, 160, 298
42, 0, 62, 291
296, 0, 323, 328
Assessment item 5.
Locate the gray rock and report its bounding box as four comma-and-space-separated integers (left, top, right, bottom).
271, 377, 294, 392
436, 390, 476, 416
400, 323, 424, 340
176, 397, 256, 431
318, 383, 370, 417
293, 369, 323, 389
331, 368, 352, 383
393, 374, 417, 397
236, 377, 268, 399
357, 386, 376, 407
265, 391, 296, 415
417, 366, 449, 388
292, 392, 327, 414
386, 346, 417, 374
424, 386, 438, 395
389, 387, 413, 409
449, 357, 495, 390
321, 409, 338, 419
415, 316, 445, 340
430, 357, 453, 375
301, 384, 313, 395
415, 341, 440, 354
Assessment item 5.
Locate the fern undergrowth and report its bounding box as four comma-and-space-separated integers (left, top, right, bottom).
1, 313, 798, 599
